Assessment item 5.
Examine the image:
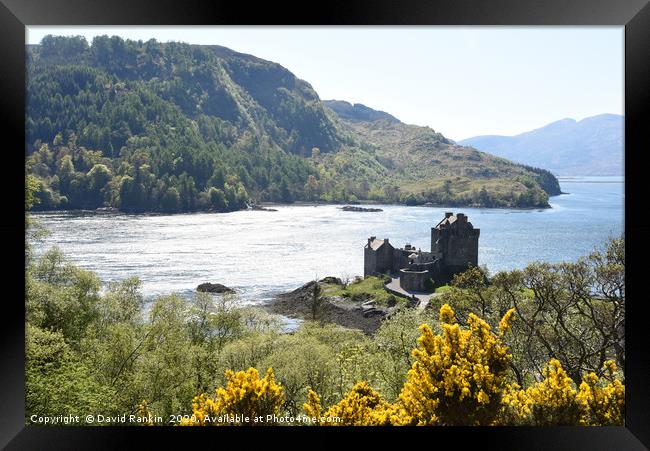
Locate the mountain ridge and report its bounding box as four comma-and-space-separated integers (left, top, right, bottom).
323, 100, 401, 124
458, 114, 623, 176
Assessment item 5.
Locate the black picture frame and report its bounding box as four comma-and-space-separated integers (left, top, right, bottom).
2, 0, 648, 448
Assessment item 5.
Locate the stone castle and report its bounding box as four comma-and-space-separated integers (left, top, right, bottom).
364, 212, 480, 292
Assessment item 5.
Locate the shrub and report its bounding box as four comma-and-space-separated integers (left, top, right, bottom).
180, 368, 284, 425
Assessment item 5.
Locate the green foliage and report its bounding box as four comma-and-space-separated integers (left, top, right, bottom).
26, 174, 40, 212
255, 322, 377, 411
26, 324, 118, 422
434, 284, 452, 294
26, 36, 339, 212
207, 187, 228, 211
367, 309, 439, 401
27, 247, 101, 344
338, 118, 558, 208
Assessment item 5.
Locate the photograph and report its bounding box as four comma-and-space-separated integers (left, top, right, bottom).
0, 0, 647, 446
22, 25, 628, 429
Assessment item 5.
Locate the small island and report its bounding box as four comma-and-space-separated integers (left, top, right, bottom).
340, 206, 383, 212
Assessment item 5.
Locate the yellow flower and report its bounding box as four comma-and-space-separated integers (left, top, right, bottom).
498, 308, 516, 334
576, 361, 625, 426
303, 389, 322, 422
179, 367, 284, 426
309, 381, 394, 426
397, 305, 512, 425
439, 303, 457, 324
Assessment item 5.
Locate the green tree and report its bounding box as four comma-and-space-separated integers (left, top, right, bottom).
119, 175, 147, 212
86, 163, 113, 207
208, 187, 228, 211
27, 247, 101, 344
160, 187, 181, 212
26, 324, 118, 422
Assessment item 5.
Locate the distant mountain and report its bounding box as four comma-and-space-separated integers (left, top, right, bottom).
323, 100, 401, 124
458, 114, 624, 176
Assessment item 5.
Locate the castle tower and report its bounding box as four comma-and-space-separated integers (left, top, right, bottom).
364, 237, 395, 277
431, 212, 480, 274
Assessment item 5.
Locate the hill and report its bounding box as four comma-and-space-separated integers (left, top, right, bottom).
324, 101, 561, 205
26, 35, 560, 212
458, 114, 624, 176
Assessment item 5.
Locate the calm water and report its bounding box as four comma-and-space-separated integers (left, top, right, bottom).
30, 176, 623, 306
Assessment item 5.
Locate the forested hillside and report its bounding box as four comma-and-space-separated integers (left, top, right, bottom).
26, 35, 560, 212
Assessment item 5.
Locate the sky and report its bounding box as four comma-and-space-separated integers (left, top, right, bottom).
26, 26, 624, 141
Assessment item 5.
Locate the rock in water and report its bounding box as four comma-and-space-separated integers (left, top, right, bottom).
340, 205, 383, 212
96, 206, 120, 213
197, 282, 235, 293
250, 205, 278, 212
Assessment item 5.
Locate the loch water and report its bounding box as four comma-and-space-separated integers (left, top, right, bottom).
30, 176, 624, 306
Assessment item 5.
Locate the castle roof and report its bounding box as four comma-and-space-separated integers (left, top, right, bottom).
435, 212, 474, 229
436, 216, 457, 227
367, 238, 386, 250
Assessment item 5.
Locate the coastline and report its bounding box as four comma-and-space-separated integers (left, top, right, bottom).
29, 197, 560, 216
28, 176, 622, 217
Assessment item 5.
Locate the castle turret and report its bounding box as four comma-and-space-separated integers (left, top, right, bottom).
431, 212, 480, 274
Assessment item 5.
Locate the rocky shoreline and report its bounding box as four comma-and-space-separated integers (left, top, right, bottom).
262, 279, 394, 334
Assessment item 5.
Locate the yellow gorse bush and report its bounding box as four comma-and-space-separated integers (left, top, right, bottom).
395, 305, 514, 425
302, 304, 517, 426
137, 400, 154, 426
502, 359, 624, 426
180, 367, 284, 425
503, 358, 582, 425
304, 382, 397, 426
576, 360, 625, 426
498, 307, 516, 334
303, 389, 322, 420
181, 305, 624, 426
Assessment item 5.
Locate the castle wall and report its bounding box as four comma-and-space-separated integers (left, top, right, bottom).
364, 240, 395, 276
376, 242, 394, 274
399, 269, 428, 292
431, 228, 442, 257
392, 248, 411, 272
425, 259, 449, 286
363, 247, 377, 277
444, 228, 480, 269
